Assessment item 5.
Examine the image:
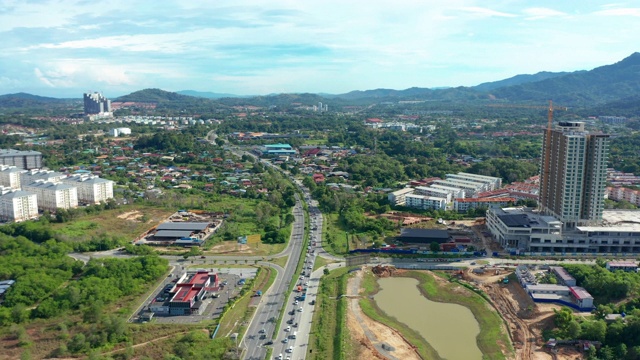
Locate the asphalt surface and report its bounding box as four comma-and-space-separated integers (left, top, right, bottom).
242, 198, 307, 360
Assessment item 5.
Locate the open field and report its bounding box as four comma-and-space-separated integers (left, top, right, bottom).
323, 213, 371, 256
51, 205, 173, 242
313, 256, 335, 271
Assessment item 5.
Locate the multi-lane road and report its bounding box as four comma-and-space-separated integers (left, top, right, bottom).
242, 198, 307, 360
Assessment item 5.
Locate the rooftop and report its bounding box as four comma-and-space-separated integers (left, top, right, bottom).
457, 197, 515, 203
607, 261, 638, 267
570, 286, 593, 300
154, 230, 195, 238
156, 222, 209, 231
0, 149, 42, 156
399, 228, 449, 239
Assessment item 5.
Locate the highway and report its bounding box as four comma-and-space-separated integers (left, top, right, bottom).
242, 198, 307, 360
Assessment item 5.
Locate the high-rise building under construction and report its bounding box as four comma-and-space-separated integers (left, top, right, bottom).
539, 121, 609, 229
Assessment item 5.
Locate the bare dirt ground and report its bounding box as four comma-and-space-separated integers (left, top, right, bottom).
345, 270, 421, 360
209, 242, 257, 255
117, 210, 143, 221
466, 269, 581, 360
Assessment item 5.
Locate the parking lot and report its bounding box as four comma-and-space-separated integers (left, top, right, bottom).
142, 267, 258, 324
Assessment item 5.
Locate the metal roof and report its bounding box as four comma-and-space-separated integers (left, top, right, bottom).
156, 222, 209, 231
398, 228, 449, 239
570, 286, 593, 300
154, 230, 194, 238
498, 214, 531, 227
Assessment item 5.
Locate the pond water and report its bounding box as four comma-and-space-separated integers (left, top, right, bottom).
374, 277, 482, 360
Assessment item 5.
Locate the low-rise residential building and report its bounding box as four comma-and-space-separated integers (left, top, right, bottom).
414, 186, 452, 203
606, 261, 638, 272
388, 187, 415, 206
607, 186, 640, 206
61, 174, 114, 204
22, 180, 78, 211
453, 197, 515, 213
0, 190, 38, 222
446, 172, 502, 191
0, 165, 24, 189
405, 194, 446, 210
430, 184, 466, 199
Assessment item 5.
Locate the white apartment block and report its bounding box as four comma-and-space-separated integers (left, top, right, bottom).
433, 179, 485, 197
23, 180, 78, 212
388, 187, 415, 206
430, 184, 466, 199
447, 173, 502, 191
0, 165, 24, 189
61, 174, 114, 204
0, 190, 38, 222
405, 194, 446, 210
21, 169, 66, 186
414, 186, 452, 203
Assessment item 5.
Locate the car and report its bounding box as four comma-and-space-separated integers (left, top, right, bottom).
293, 322, 298, 328
260, 334, 266, 340
200, 255, 206, 259
294, 300, 298, 305
289, 310, 295, 315
470, 262, 476, 265
299, 276, 304, 280
285, 326, 291, 332
310, 300, 315, 305
297, 307, 303, 312
259, 328, 266, 334
282, 338, 289, 343
286, 346, 293, 353
304, 282, 309, 286
264, 341, 273, 346
287, 318, 294, 324
276, 353, 283, 360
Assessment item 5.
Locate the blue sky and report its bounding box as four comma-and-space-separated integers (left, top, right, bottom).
1, 0, 639, 98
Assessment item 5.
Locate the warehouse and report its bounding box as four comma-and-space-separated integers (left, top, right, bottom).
168, 271, 218, 315
150, 222, 210, 245
606, 261, 638, 272
395, 228, 450, 244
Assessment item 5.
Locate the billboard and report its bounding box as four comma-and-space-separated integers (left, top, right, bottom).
247, 234, 261, 244
346, 254, 370, 267
237, 236, 247, 244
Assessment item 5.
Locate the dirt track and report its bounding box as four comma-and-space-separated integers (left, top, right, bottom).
345, 270, 421, 360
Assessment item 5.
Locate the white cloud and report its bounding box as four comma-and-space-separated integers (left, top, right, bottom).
522, 7, 567, 20
594, 7, 640, 16
459, 6, 517, 18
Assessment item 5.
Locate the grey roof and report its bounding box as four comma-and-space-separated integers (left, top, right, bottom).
0, 149, 42, 157
398, 228, 449, 240
0, 167, 24, 173
0, 190, 35, 199
24, 181, 75, 191
0, 280, 15, 285
154, 230, 195, 238
498, 214, 531, 227
156, 222, 209, 231
64, 176, 113, 184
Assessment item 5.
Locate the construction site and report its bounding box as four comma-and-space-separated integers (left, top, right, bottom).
347, 265, 582, 360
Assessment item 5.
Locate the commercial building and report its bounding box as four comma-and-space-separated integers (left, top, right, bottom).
395, 228, 450, 244
549, 266, 576, 286
151, 222, 211, 245
605, 261, 638, 272
539, 122, 609, 229
84, 92, 111, 115
109, 127, 132, 137
387, 187, 415, 206
22, 180, 78, 212
405, 194, 446, 210
453, 197, 515, 213
0, 165, 24, 189
0, 190, 38, 222
60, 174, 114, 204
487, 207, 640, 253
260, 143, 296, 156
525, 284, 594, 311
0, 149, 42, 170
167, 271, 218, 315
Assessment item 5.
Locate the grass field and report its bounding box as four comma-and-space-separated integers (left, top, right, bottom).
269, 255, 288, 269
313, 256, 334, 272
308, 267, 356, 360
51, 205, 173, 242
323, 213, 350, 256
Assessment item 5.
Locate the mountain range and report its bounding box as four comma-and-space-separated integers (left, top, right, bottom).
1, 52, 639, 111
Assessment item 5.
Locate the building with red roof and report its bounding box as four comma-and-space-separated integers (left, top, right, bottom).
168, 271, 217, 315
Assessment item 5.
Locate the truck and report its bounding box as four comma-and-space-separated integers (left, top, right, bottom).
298, 293, 306, 301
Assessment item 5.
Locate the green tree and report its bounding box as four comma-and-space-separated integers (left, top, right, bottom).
430, 241, 440, 252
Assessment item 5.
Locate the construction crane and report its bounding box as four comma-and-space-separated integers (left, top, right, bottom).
486, 101, 569, 211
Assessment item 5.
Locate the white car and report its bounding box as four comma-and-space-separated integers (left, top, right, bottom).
286, 346, 293, 353
297, 307, 303, 312
285, 326, 291, 332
